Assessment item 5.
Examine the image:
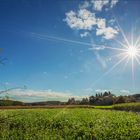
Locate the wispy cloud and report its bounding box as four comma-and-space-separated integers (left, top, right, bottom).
120, 90, 130, 94
95, 52, 107, 69
89, 46, 106, 51
1, 89, 85, 102
95, 89, 132, 95
80, 32, 89, 38
95, 89, 111, 93
79, 1, 90, 9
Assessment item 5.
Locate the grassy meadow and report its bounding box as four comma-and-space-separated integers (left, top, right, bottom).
0, 108, 140, 140
112, 102, 140, 112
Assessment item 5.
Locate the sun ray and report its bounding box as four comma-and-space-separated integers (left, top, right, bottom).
105, 46, 126, 51
30, 32, 93, 47
108, 52, 128, 60
89, 24, 140, 90
131, 27, 134, 47
131, 56, 135, 90
90, 55, 128, 88
135, 53, 140, 58
134, 35, 140, 47
135, 43, 140, 49
113, 38, 129, 49
114, 16, 130, 47
135, 55, 140, 65
31, 30, 140, 91
122, 56, 130, 72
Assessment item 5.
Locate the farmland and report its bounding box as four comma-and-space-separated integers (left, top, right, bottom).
112, 102, 140, 112
0, 108, 140, 140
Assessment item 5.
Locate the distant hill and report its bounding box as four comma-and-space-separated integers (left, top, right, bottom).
25, 101, 64, 106
0, 100, 23, 106
131, 94, 140, 102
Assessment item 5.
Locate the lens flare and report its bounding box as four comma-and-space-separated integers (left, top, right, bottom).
126, 46, 138, 57
90, 29, 140, 90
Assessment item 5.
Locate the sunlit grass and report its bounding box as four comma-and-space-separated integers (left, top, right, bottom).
0, 108, 140, 139
113, 102, 140, 112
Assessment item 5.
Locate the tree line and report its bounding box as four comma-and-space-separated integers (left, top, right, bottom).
0, 91, 139, 106
67, 91, 137, 106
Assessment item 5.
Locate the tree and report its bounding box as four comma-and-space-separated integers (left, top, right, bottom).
115, 96, 126, 104
89, 96, 96, 105
80, 98, 89, 105
103, 91, 109, 97
67, 97, 76, 105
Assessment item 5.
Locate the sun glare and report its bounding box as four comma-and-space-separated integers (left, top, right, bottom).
126, 46, 138, 57
127, 46, 138, 57
91, 28, 140, 89
106, 32, 140, 89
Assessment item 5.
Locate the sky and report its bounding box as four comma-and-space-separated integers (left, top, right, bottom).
0, 0, 140, 102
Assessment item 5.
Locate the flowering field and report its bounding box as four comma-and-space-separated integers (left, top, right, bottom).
0, 108, 140, 140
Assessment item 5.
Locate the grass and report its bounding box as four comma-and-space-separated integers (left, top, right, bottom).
94, 102, 140, 112
0, 108, 140, 140
113, 102, 140, 112
94, 105, 113, 109
0, 105, 94, 109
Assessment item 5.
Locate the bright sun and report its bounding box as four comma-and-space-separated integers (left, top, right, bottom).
127, 46, 138, 57
93, 30, 140, 89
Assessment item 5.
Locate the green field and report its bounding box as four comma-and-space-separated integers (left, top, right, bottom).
0, 109, 140, 140
113, 102, 140, 112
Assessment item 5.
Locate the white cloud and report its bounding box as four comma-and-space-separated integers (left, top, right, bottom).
96, 18, 118, 39
64, 9, 96, 31
120, 90, 130, 94
95, 89, 111, 93
64, 0, 119, 40
91, 0, 118, 11
110, 0, 119, 8
79, 0, 118, 12
91, 0, 110, 11
1, 89, 85, 102
96, 26, 118, 39
5, 89, 70, 98
80, 32, 89, 38
97, 18, 106, 28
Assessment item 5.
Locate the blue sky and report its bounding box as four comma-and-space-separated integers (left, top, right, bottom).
0, 0, 140, 102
